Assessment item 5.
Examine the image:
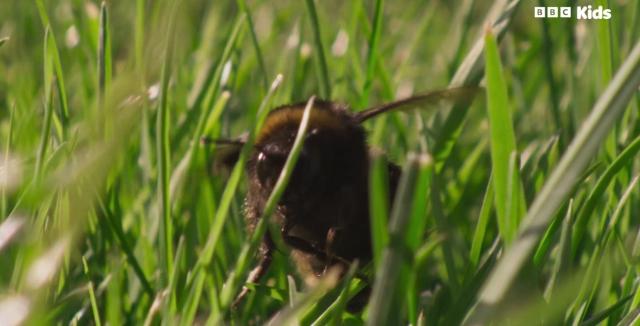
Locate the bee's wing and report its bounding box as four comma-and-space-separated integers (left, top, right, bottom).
353, 86, 480, 123
201, 134, 247, 172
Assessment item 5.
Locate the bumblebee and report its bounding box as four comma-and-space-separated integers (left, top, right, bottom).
212, 87, 476, 309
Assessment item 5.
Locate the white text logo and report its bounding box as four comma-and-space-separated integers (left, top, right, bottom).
534, 6, 611, 20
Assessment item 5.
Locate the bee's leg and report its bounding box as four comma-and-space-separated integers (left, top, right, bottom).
232, 234, 274, 308
281, 218, 294, 238
323, 227, 343, 274
280, 219, 323, 255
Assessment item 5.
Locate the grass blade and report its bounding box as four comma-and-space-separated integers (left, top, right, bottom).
368, 152, 390, 268
619, 308, 640, 326
1, 104, 14, 218
304, 0, 331, 99
34, 28, 55, 182
82, 257, 102, 326
359, 0, 384, 107
469, 176, 494, 267
598, 176, 639, 246
97, 196, 154, 297
484, 27, 524, 244
266, 270, 339, 326
309, 262, 359, 325
156, 7, 176, 284
544, 200, 574, 300
134, 0, 145, 74
580, 295, 632, 326
164, 236, 185, 320
98, 1, 112, 111
595, 0, 617, 159
35, 0, 69, 122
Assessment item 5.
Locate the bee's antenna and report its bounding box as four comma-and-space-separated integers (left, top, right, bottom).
200, 136, 246, 146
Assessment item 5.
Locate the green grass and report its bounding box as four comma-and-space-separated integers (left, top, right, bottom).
484, 28, 526, 244
1, 0, 640, 325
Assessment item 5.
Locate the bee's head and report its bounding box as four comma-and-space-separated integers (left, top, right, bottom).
251, 127, 323, 193
249, 101, 367, 199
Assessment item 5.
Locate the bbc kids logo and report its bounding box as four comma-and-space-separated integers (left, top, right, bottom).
534, 6, 612, 20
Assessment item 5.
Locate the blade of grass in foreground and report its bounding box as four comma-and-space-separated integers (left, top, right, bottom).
2, 73, 144, 324
367, 154, 432, 326
465, 39, 640, 326
484, 28, 525, 244
213, 96, 316, 322
0, 237, 71, 324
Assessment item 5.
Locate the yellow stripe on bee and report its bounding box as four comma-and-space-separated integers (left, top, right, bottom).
257, 105, 346, 143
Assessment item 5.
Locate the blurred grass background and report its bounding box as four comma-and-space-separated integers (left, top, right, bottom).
0, 0, 640, 324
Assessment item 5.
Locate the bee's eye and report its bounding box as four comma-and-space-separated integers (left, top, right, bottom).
308, 128, 320, 138
256, 151, 284, 187
257, 152, 267, 163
